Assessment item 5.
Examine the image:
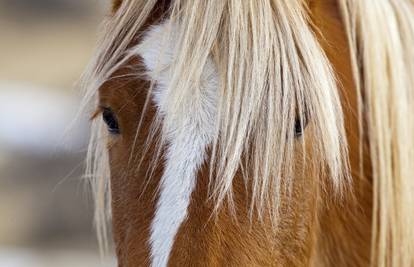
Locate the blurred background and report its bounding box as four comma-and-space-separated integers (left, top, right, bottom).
0, 0, 115, 266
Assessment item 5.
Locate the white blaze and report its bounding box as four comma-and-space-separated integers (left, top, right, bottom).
136, 22, 218, 267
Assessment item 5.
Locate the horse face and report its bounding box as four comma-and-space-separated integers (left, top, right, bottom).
98, 60, 318, 266
94, 0, 366, 266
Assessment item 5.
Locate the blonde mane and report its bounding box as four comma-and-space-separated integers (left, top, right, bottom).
340, 1, 414, 266
81, 0, 414, 265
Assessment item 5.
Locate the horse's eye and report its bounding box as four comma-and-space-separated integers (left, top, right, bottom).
294, 116, 308, 137
102, 107, 120, 134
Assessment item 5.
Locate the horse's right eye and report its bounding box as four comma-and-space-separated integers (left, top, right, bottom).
102, 107, 120, 134
294, 109, 309, 138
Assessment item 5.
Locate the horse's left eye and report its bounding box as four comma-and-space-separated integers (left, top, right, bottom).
102, 107, 120, 134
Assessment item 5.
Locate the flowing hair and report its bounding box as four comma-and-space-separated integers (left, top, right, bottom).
81, 0, 414, 265
339, 1, 414, 266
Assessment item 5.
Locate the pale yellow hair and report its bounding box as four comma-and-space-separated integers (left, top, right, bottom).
340, 1, 414, 266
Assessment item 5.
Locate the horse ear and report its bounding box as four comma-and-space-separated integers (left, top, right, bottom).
112, 0, 122, 13
112, 0, 171, 13
151, 0, 173, 20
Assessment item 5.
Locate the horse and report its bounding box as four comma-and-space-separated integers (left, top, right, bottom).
80, 0, 414, 266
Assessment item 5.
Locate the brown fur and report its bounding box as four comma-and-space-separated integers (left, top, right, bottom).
100, 0, 373, 266
309, 1, 372, 266
100, 59, 159, 266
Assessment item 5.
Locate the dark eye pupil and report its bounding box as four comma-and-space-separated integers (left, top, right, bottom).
294, 119, 304, 137
294, 116, 308, 137
102, 108, 120, 134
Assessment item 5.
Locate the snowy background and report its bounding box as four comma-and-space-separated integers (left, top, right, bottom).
0, 0, 115, 266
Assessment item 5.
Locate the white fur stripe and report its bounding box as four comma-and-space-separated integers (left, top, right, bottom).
136, 22, 218, 267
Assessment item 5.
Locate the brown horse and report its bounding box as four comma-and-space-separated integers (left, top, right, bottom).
81, 0, 414, 266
